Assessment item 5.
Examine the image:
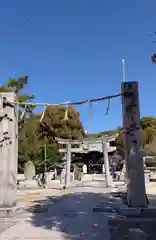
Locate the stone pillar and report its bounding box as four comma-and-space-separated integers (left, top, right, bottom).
102, 141, 112, 187
83, 164, 87, 174
102, 164, 105, 174
65, 143, 71, 188
0, 93, 18, 208
54, 168, 57, 179
24, 161, 36, 180
121, 82, 147, 207
119, 162, 127, 182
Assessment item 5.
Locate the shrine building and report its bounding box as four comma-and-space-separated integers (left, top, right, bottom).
57, 134, 118, 174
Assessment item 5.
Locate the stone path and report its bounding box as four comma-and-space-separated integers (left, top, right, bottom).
0, 220, 18, 235
1, 184, 156, 239
16, 188, 63, 208
0, 186, 112, 240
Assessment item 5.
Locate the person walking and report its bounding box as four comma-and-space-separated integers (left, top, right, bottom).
110, 162, 116, 181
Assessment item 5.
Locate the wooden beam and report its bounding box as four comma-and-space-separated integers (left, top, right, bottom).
59, 148, 85, 153
59, 146, 116, 153
55, 137, 82, 144
83, 135, 118, 143
55, 135, 117, 145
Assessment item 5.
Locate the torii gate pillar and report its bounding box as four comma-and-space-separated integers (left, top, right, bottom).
65, 143, 71, 188
121, 81, 147, 207
102, 141, 113, 187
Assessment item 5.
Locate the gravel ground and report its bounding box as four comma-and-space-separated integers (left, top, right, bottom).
1, 183, 156, 239
0, 220, 18, 235
108, 194, 156, 240
109, 217, 156, 240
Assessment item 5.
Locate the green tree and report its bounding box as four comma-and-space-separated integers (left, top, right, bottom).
114, 117, 156, 159
0, 76, 35, 114
140, 117, 156, 145
0, 76, 37, 171
0, 76, 86, 173
140, 116, 156, 130
18, 114, 41, 172
40, 106, 85, 140
34, 144, 62, 173
18, 113, 62, 173
144, 137, 156, 156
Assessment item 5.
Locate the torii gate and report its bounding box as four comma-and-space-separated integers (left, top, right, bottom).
56, 138, 82, 188
55, 135, 116, 188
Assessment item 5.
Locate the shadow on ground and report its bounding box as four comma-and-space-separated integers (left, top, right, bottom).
25, 189, 156, 240
27, 189, 114, 240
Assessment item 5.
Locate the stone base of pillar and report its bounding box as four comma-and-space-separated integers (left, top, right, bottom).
116, 206, 156, 218
128, 229, 147, 240
19, 180, 39, 189
0, 204, 24, 217
107, 184, 114, 188
106, 176, 114, 188
112, 188, 149, 207
93, 204, 156, 220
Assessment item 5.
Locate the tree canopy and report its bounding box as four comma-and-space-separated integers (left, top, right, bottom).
40, 106, 85, 140
114, 116, 156, 160
0, 76, 85, 173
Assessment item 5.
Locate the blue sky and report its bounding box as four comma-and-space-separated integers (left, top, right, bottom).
0, 1, 156, 133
